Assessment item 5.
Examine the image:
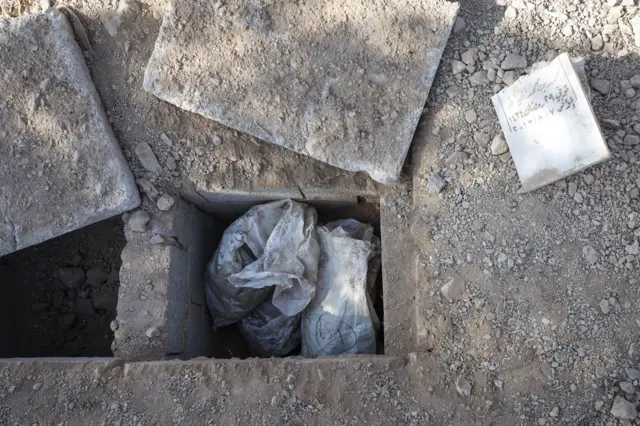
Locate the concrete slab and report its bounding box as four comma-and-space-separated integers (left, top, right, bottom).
143, 0, 458, 184
0, 9, 139, 257
492, 53, 610, 192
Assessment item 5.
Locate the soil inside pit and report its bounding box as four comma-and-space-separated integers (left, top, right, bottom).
0, 218, 125, 358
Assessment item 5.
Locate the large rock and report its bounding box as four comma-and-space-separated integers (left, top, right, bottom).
143, 0, 459, 184
0, 10, 139, 257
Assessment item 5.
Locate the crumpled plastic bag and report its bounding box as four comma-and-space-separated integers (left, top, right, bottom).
205, 199, 320, 329
239, 300, 301, 357
301, 220, 381, 357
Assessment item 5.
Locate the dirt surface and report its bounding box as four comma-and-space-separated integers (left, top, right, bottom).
0, 219, 124, 357
1, 0, 640, 424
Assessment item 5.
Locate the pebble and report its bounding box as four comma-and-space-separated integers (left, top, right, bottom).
165, 155, 177, 170
110, 320, 119, 331
568, 181, 578, 197
501, 53, 527, 70
549, 406, 559, 417
461, 48, 478, 65
453, 16, 466, 33
469, 71, 489, 85
610, 395, 638, 419
629, 342, 640, 360
145, 327, 161, 338
150, 234, 165, 244
583, 174, 594, 185
624, 135, 640, 145
427, 173, 447, 194
631, 74, 640, 88
128, 210, 150, 232
502, 70, 517, 85
57, 267, 85, 289
599, 299, 610, 314
490, 133, 509, 155
474, 131, 491, 146
452, 60, 466, 75
134, 142, 162, 173
619, 381, 635, 394
591, 35, 604, 51
591, 79, 610, 95
455, 375, 472, 397
156, 194, 175, 211
440, 278, 465, 302
32, 383, 41, 391
137, 178, 159, 200
626, 368, 640, 380
582, 245, 600, 265
160, 133, 172, 147
464, 109, 477, 123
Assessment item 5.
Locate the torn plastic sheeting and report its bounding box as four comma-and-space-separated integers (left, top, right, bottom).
301, 221, 381, 358
239, 300, 301, 357
204, 199, 320, 328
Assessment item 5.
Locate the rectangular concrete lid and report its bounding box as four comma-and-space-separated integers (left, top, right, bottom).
492, 53, 611, 192
143, 0, 459, 184
0, 9, 140, 256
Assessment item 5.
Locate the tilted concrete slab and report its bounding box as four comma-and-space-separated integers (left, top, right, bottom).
144, 0, 458, 184
0, 9, 139, 257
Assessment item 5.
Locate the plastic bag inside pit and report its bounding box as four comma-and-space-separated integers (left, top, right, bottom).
205, 199, 320, 355
301, 220, 381, 357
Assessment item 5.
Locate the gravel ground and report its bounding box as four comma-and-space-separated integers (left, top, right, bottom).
1, 0, 640, 424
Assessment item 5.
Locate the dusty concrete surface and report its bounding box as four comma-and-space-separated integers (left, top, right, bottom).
114, 198, 218, 360
0, 9, 139, 256
143, 0, 458, 184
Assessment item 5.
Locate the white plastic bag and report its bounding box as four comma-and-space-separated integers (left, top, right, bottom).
301, 220, 380, 357
205, 199, 320, 328
239, 300, 301, 357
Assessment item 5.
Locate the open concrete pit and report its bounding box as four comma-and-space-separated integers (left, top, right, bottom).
0, 218, 125, 358
113, 193, 391, 361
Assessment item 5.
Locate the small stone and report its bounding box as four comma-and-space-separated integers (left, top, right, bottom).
32, 383, 41, 391
574, 192, 583, 203
620, 381, 635, 394
445, 151, 469, 165
134, 142, 162, 173
160, 133, 172, 147
591, 35, 604, 51
583, 174, 594, 185
502, 70, 517, 86
137, 178, 159, 200
625, 135, 640, 145
145, 326, 160, 338
554, 179, 567, 189
452, 60, 466, 75
474, 131, 491, 146
591, 79, 610, 95
461, 48, 478, 65
610, 395, 638, 419
469, 71, 489, 85
561, 24, 573, 36
455, 375, 472, 397
57, 268, 85, 289
213, 135, 223, 146
441, 278, 465, 302
165, 155, 177, 170
427, 173, 447, 194
599, 299, 610, 314
582, 245, 600, 265
631, 74, 640, 88
568, 181, 578, 197
464, 109, 477, 123
549, 406, 559, 417
490, 133, 509, 155
504, 6, 517, 19
150, 234, 165, 244
128, 210, 150, 232
630, 342, 640, 360
110, 320, 119, 331
453, 17, 466, 33
156, 194, 175, 211
595, 400, 604, 411
627, 88, 637, 98
627, 240, 640, 255
626, 368, 640, 380
86, 267, 109, 286
501, 53, 527, 70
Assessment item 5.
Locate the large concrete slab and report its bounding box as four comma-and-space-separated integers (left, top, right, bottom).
144, 0, 458, 184
0, 9, 139, 257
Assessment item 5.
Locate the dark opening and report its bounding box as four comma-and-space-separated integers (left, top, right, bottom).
191, 195, 384, 359
0, 219, 125, 357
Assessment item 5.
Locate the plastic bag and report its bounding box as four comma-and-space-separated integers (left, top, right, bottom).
239, 300, 301, 357
205, 199, 320, 328
301, 220, 380, 357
